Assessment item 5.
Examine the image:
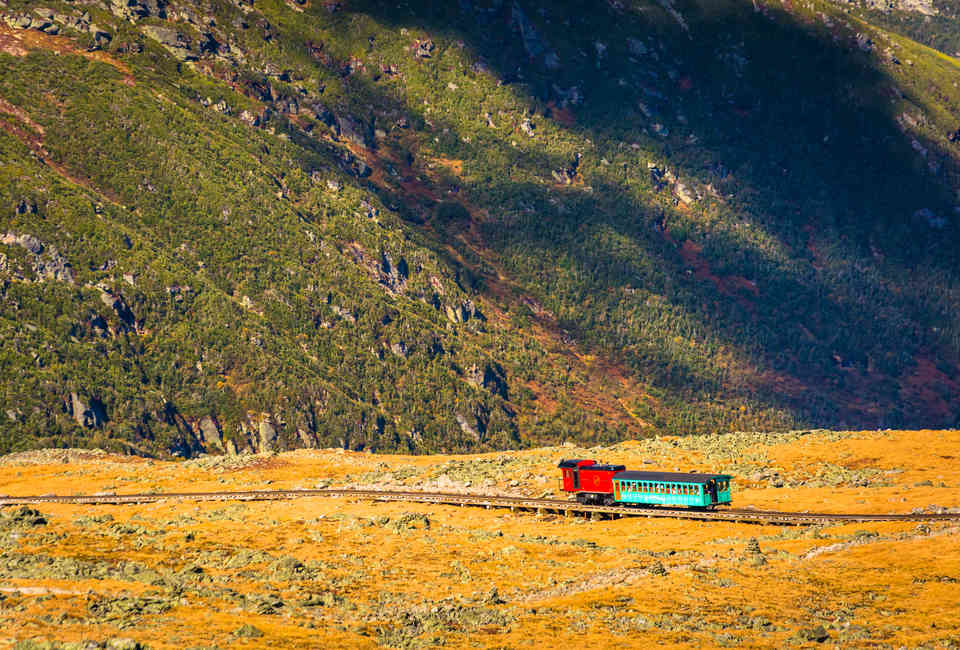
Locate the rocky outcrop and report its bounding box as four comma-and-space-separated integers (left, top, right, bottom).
379, 251, 408, 294
198, 416, 224, 451
67, 392, 107, 428
259, 418, 278, 452
455, 413, 480, 440
466, 363, 509, 399
15, 8, 114, 47
840, 0, 938, 15
412, 39, 435, 59
297, 428, 318, 449
108, 0, 166, 22
552, 153, 582, 185
141, 25, 195, 61
509, 2, 559, 69
3, 10, 60, 34
99, 290, 139, 332
1, 232, 75, 283
2, 232, 43, 254
444, 300, 484, 324
336, 113, 372, 148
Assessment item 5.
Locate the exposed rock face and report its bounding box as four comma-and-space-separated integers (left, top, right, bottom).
845, 0, 937, 15
336, 114, 371, 148
465, 363, 509, 399
34, 248, 74, 283
2, 232, 43, 254
141, 25, 195, 61
445, 300, 484, 324
1, 232, 74, 283
509, 1, 559, 68
3, 12, 60, 33
552, 153, 581, 185
673, 180, 699, 204
259, 418, 278, 452
297, 428, 317, 449
413, 39, 435, 59
198, 416, 224, 451
99, 290, 138, 331
68, 392, 107, 428
454, 406, 494, 444
379, 252, 408, 293
109, 0, 166, 21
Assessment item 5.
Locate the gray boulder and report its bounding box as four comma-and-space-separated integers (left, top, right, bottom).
413, 39, 435, 59
141, 25, 195, 61
336, 113, 371, 148
69, 392, 107, 428
109, 0, 166, 21
259, 418, 278, 452
198, 416, 224, 451
2, 232, 43, 254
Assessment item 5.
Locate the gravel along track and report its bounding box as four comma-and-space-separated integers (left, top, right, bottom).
1, 489, 958, 526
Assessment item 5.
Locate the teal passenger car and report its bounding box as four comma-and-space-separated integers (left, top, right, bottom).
612, 471, 732, 508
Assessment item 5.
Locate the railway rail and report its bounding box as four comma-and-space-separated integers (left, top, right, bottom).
2, 488, 958, 525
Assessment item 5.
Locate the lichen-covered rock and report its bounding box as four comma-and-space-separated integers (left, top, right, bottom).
141, 25, 195, 61
2, 506, 47, 527
198, 416, 223, 451
233, 623, 264, 638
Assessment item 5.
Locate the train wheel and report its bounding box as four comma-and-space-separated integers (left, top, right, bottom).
603, 495, 615, 506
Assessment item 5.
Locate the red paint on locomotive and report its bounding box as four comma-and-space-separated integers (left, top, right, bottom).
557, 459, 625, 502
577, 464, 625, 494
558, 458, 596, 492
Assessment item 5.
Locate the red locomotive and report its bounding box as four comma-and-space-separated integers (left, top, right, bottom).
558, 459, 626, 505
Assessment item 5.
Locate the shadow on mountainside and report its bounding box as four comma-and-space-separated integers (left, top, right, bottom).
335, 0, 960, 429
3, 0, 957, 456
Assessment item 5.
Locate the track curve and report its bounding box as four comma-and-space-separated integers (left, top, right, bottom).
1, 488, 957, 525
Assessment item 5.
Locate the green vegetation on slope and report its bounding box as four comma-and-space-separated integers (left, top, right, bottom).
0, 0, 958, 456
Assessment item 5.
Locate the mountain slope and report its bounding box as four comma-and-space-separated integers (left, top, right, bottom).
0, 0, 958, 456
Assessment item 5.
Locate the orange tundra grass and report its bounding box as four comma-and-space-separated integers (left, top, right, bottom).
0, 429, 957, 648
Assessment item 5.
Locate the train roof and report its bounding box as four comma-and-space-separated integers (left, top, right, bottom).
580, 464, 626, 472
613, 470, 733, 484
557, 459, 594, 468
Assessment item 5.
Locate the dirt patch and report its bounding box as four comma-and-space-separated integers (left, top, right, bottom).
0, 90, 123, 204
524, 380, 558, 414
547, 101, 576, 127
0, 26, 29, 56
429, 156, 463, 175
898, 356, 960, 423
678, 240, 759, 305
0, 25, 135, 85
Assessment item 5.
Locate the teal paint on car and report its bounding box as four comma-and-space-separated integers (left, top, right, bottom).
611, 471, 733, 508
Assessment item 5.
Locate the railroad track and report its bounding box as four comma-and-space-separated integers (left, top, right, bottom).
2, 488, 958, 525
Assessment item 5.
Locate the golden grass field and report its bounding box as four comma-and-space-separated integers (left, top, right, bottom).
1, 429, 958, 648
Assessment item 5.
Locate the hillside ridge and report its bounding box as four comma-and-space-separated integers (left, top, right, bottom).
0, 0, 958, 456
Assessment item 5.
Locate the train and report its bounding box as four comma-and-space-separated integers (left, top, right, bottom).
559, 459, 732, 509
